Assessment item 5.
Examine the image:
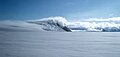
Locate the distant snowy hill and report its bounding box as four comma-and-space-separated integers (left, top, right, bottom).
1, 16, 120, 32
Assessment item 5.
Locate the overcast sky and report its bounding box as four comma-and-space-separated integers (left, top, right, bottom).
0, 0, 120, 20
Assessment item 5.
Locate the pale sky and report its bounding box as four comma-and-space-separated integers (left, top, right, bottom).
0, 0, 120, 20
